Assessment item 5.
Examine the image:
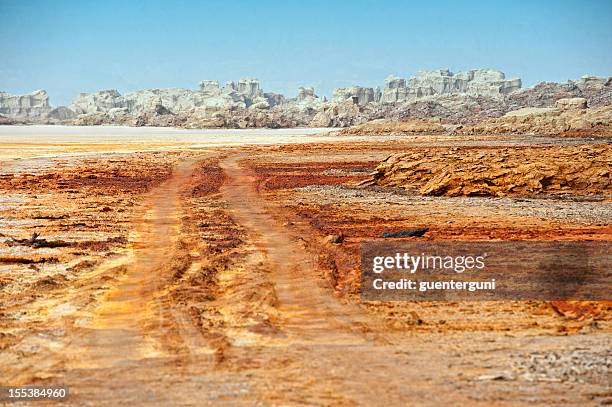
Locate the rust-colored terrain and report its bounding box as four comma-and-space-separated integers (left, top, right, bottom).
359, 145, 611, 197
0, 130, 610, 406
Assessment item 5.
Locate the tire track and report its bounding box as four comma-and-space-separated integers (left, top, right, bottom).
68, 158, 202, 367
220, 155, 376, 345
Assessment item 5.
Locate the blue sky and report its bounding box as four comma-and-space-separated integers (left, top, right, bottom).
1, 0, 611, 106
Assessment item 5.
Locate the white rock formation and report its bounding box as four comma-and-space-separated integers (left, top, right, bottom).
380, 69, 521, 104
123, 88, 209, 113
297, 87, 316, 102
381, 76, 409, 104
47, 106, 76, 120
71, 90, 124, 114
264, 92, 285, 107
332, 86, 378, 105
199, 80, 220, 94
70, 77, 282, 115
287, 86, 324, 112
237, 78, 263, 100
67, 69, 524, 119
5, 70, 608, 128
0, 90, 51, 118
374, 86, 382, 103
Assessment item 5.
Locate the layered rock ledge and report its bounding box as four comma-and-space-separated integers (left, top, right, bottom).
359, 146, 611, 197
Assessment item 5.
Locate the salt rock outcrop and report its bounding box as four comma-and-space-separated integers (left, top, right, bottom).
289, 87, 324, 110
71, 78, 277, 116
297, 87, 316, 102
71, 90, 124, 114
47, 106, 77, 121
0, 114, 17, 124
309, 100, 374, 127
379, 75, 608, 125
237, 78, 263, 100
0, 90, 52, 118
5, 70, 610, 128
71, 83, 329, 129
381, 69, 521, 104
381, 76, 409, 104
360, 146, 611, 197
264, 92, 285, 107
199, 80, 220, 93
332, 86, 379, 106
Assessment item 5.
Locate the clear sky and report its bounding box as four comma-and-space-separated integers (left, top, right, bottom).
1, 0, 611, 106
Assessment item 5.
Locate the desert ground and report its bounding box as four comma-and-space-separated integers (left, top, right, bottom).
0, 126, 610, 406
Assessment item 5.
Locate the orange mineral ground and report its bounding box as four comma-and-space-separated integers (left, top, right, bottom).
0, 126, 610, 406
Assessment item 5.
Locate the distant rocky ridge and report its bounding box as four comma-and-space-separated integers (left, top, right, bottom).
0, 90, 77, 122
339, 101, 612, 138
1, 69, 610, 128
333, 69, 521, 105
0, 90, 51, 118
70, 78, 287, 116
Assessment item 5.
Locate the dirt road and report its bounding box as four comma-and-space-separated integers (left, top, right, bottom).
220, 156, 378, 343
217, 155, 442, 405
1, 145, 609, 406
2, 154, 467, 405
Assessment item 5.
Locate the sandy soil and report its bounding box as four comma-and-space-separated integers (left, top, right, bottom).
0, 126, 610, 406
